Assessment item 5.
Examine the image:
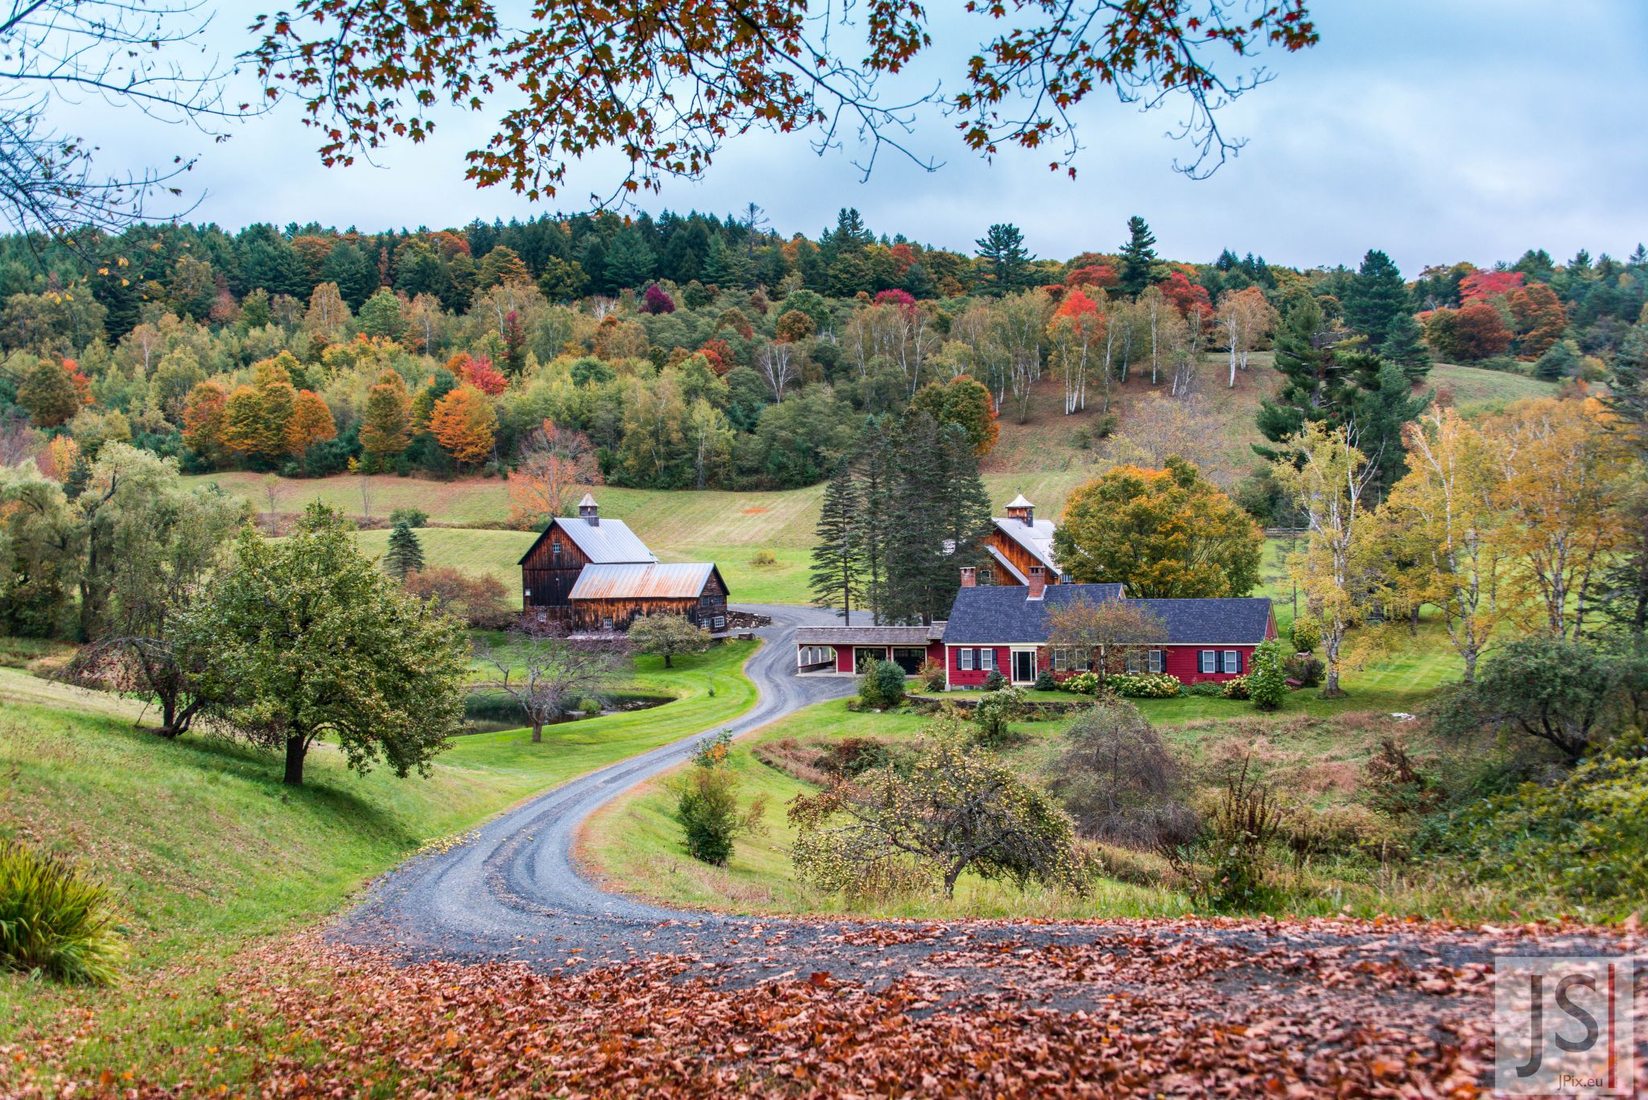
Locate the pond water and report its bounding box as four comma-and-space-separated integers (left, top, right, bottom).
460, 689, 672, 734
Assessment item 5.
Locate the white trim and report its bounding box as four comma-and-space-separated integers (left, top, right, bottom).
1009, 646, 1039, 684
1199, 650, 1216, 675
1223, 650, 1241, 674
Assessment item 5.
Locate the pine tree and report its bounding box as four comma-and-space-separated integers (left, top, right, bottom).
1347, 358, 1431, 503
1381, 311, 1431, 381
853, 419, 896, 624
809, 464, 863, 621
384, 521, 425, 581
605, 227, 657, 290
1342, 250, 1409, 349
1533, 338, 1582, 382
883, 411, 948, 625
1118, 216, 1160, 297
974, 223, 1033, 295
1255, 292, 1348, 461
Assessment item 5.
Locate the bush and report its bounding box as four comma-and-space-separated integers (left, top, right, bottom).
0, 840, 125, 984
1364, 738, 1441, 817
1220, 676, 1251, 700
389, 506, 429, 528
972, 687, 1027, 747
1106, 673, 1182, 699
858, 659, 906, 709
1055, 670, 1102, 695
1050, 699, 1199, 849
916, 659, 947, 693
824, 737, 892, 778
749, 549, 778, 567
1426, 754, 1648, 918
982, 669, 1006, 692
1165, 758, 1286, 912
404, 567, 514, 628
670, 731, 766, 866
1247, 640, 1289, 711
1033, 669, 1056, 692
1284, 652, 1324, 687
1289, 618, 1321, 653
1183, 681, 1224, 697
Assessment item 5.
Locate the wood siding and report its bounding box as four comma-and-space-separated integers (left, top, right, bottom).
984, 530, 1058, 586
521, 521, 595, 610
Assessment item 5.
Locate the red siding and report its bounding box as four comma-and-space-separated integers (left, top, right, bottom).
836, 647, 856, 673
947, 643, 1261, 688
947, 645, 1012, 688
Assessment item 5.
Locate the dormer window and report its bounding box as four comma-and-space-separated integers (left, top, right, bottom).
551, 538, 562, 559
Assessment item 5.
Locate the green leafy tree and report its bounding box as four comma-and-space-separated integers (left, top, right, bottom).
790, 723, 1086, 900
858, 658, 906, 708
670, 731, 766, 865
383, 520, 425, 580
627, 612, 710, 667
180, 503, 469, 786
357, 287, 406, 340
974, 223, 1033, 295
1118, 216, 1160, 297
1052, 457, 1262, 597
16, 359, 80, 427
0, 465, 78, 637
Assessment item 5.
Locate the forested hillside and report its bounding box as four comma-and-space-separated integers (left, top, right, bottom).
0, 209, 1641, 505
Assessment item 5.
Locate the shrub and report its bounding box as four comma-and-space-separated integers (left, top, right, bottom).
858, 659, 907, 709
824, 737, 892, 778
749, 549, 778, 568
1050, 699, 1199, 849
1033, 669, 1056, 692
916, 659, 947, 693
1106, 672, 1182, 699
972, 687, 1027, 747
1289, 618, 1321, 653
1163, 757, 1286, 912
1364, 738, 1441, 816
404, 567, 514, 628
388, 506, 429, 528
1425, 755, 1648, 918
1183, 681, 1223, 697
1055, 670, 1102, 695
1284, 652, 1324, 687
1247, 640, 1289, 711
670, 731, 766, 865
982, 669, 1007, 692
1220, 676, 1251, 700
0, 840, 125, 984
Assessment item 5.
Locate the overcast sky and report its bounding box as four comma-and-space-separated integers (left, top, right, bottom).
61, 0, 1648, 274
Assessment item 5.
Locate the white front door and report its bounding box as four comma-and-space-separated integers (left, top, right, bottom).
1011, 649, 1037, 684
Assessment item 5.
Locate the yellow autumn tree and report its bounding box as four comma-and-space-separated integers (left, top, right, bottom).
1272, 422, 1377, 698
287, 390, 337, 455
429, 386, 498, 468
1486, 396, 1633, 640
359, 370, 413, 470
1377, 408, 1512, 683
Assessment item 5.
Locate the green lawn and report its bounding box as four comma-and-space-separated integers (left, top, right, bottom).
0, 639, 757, 1082
349, 526, 537, 606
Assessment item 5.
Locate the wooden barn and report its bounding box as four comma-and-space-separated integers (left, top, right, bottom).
518, 494, 729, 633
981, 494, 1065, 588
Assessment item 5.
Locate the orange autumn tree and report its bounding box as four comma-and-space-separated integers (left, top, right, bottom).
182, 380, 230, 465
287, 390, 337, 455
429, 386, 498, 468
221, 359, 299, 465
506, 421, 601, 528
359, 370, 413, 469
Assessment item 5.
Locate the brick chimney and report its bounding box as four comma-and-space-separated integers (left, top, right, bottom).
578, 493, 600, 526
960, 566, 977, 588
1028, 566, 1046, 600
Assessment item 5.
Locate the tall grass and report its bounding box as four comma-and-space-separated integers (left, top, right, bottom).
0, 840, 126, 985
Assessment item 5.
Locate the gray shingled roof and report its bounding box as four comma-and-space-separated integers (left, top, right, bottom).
941, 585, 1272, 644
794, 623, 945, 646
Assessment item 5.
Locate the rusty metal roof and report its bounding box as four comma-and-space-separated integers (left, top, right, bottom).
568, 562, 718, 601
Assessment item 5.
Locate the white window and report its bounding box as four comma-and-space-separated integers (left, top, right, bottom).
1149, 649, 1165, 674
979, 648, 995, 672
1223, 650, 1241, 674
1124, 650, 1146, 674
1050, 648, 1065, 671
1199, 650, 1216, 674
959, 648, 974, 671
714, 615, 726, 630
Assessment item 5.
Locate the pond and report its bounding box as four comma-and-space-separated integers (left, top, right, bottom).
461, 688, 672, 734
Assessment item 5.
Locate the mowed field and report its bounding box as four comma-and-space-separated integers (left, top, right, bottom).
184, 361, 1553, 607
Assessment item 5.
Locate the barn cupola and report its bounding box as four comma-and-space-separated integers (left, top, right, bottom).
1005, 493, 1034, 526
578, 493, 600, 526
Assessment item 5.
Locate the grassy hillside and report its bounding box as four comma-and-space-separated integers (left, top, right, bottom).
183, 359, 1554, 608
0, 640, 757, 1079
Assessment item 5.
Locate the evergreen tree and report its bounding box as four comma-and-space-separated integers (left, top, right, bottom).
852, 418, 896, 624
1346, 358, 1430, 503
808, 463, 863, 621
1118, 215, 1160, 297
702, 234, 751, 289
882, 411, 948, 625
1534, 337, 1582, 382
320, 241, 378, 309
974, 223, 1033, 295
605, 227, 657, 290
1381, 311, 1431, 381
1255, 292, 1349, 460
384, 520, 425, 580
1342, 249, 1408, 349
